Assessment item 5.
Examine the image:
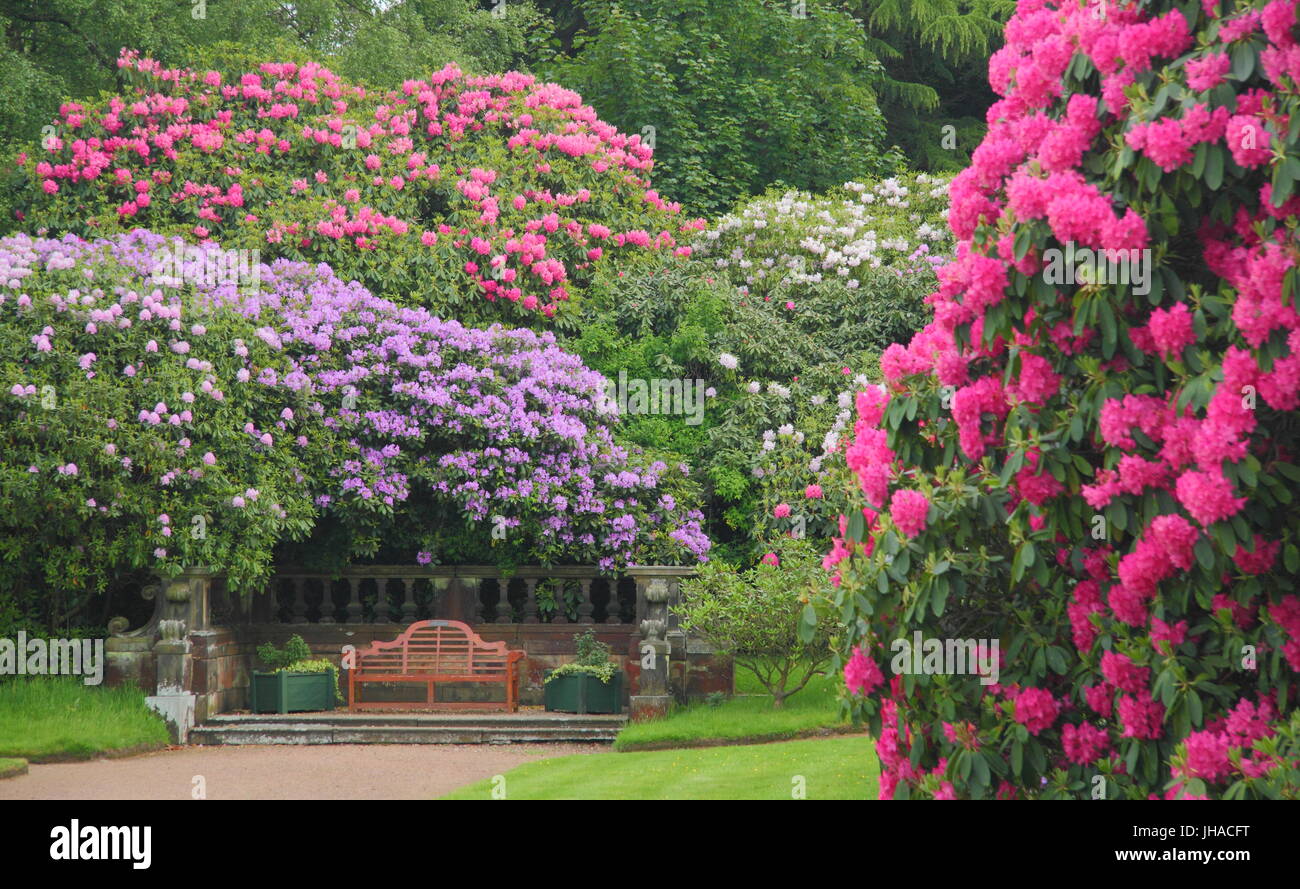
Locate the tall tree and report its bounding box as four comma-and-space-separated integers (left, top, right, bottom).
529, 0, 902, 218
849, 0, 1014, 170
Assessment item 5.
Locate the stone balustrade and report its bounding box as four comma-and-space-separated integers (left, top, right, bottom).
260, 565, 637, 626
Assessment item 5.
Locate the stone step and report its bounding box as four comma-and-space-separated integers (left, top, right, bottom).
191, 711, 626, 745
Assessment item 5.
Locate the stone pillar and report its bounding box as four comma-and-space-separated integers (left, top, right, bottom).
146, 618, 195, 743
136, 567, 214, 742
629, 579, 673, 721
625, 566, 704, 711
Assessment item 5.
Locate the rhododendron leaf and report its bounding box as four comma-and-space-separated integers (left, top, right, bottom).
894, 549, 912, 576
932, 578, 949, 617
1231, 42, 1257, 83
1046, 646, 1067, 675
1028, 741, 1046, 775
1204, 145, 1224, 189
1194, 536, 1216, 571
883, 531, 900, 557
1139, 157, 1162, 192
1286, 544, 1300, 574
1124, 740, 1140, 776
1011, 739, 1023, 777
1099, 301, 1118, 358
1173, 700, 1191, 740
1013, 227, 1033, 262
1269, 156, 1300, 206
1211, 522, 1237, 556
1151, 85, 1172, 118
1069, 414, 1085, 444
1191, 141, 1208, 178
1187, 689, 1203, 726
846, 510, 865, 543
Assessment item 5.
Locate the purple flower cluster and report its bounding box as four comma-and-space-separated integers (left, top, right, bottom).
1, 230, 709, 578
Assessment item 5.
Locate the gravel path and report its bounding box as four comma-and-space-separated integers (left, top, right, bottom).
0, 743, 599, 800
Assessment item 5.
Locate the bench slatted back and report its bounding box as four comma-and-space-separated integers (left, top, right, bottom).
354, 620, 512, 677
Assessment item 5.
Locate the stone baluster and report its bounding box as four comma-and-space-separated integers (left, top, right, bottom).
605, 581, 623, 625
401, 577, 418, 622
373, 579, 391, 623
554, 579, 571, 624
577, 578, 595, 624
523, 578, 540, 624
345, 578, 362, 624
289, 577, 308, 624
319, 580, 338, 624
495, 580, 512, 624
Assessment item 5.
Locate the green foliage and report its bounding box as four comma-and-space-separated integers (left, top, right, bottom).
256, 634, 313, 671
568, 173, 947, 561
0, 0, 541, 154
546, 628, 616, 683
849, 0, 1014, 171
546, 661, 617, 684
677, 537, 838, 707
534, 0, 902, 217
0, 237, 328, 614
573, 628, 611, 666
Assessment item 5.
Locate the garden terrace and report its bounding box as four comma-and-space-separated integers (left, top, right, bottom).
105, 564, 731, 738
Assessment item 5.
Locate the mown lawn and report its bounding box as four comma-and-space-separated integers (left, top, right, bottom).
614, 663, 847, 751
0, 758, 27, 778
0, 678, 169, 761
442, 735, 878, 800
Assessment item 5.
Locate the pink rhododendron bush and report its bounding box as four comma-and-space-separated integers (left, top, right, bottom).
807, 0, 1300, 799
2, 50, 702, 328
0, 230, 708, 622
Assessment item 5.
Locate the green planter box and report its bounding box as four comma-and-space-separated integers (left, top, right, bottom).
250, 669, 337, 714
544, 671, 624, 714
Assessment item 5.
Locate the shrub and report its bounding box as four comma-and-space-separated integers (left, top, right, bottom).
678, 537, 837, 708
0, 230, 711, 623
811, 0, 1300, 800
570, 177, 952, 560
3, 49, 702, 328
0, 232, 327, 612
256, 634, 312, 670
546, 629, 616, 684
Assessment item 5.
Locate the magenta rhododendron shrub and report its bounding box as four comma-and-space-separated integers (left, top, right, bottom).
809, 0, 1300, 799
3, 50, 702, 327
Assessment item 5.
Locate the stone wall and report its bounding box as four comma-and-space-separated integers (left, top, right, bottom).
103, 566, 732, 725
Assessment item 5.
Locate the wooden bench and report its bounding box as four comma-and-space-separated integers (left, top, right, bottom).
347, 620, 526, 712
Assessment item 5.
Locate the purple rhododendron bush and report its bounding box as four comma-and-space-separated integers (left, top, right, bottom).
2, 50, 703, 328
0, 230, 708, 615
808, 0, 1300, 799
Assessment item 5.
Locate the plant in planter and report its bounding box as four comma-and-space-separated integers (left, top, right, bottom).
250, 634, 340, 714
544, 630, 624, 714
